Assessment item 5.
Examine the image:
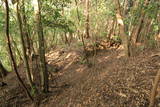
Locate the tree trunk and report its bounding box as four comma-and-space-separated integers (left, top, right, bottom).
131, 0, 150, 44
16, 1, 34, 88
85, 0, 90, 38
108, 19, 116, 40
21, 0, 34, 57
115, 0, 130, 57
33, 0, 49, 93
62, 0, 69, 45
75, 0, 81, 40
4, 0, 33, 101
131, 12, 145, 44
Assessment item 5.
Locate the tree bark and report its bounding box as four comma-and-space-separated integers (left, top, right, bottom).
131, 0, 150, 44
33, 0, 49, 92
75, 0, 81, 40
85, 0, 90, 38
115, 0, 130, 57
21, 0, 33, 57
4, 0, 33, 101
108, 19, 116, 40
131, 11, 145, 44
16, 1, 34, 88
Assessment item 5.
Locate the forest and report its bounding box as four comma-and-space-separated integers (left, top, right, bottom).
0, 0, 160, 107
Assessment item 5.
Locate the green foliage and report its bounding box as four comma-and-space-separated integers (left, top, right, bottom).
0, 34, 11, 71
0, 0, 159, 71
77, 42, 83, 47
144, 1, 159, 18
0, 8, 5, 32
31, 85, 37, 96
147, 39, 157, 48
42, 0, 75, 33
112, 35, 122, 43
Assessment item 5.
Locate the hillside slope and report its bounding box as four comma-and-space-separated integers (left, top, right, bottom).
0, 47, 160, 107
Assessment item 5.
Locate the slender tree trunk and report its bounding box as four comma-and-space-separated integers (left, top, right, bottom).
64, 33, 69, 44
108, 19, 116, 40
75, 0, 81, 40
33, 0, 49, 92
113, 19, 118, 36
81, 32, 89, 63
131, 12, 145, 44
16, 1, 34, 88
75, 0, 89, 62
115, 0, 130, 57
131, 0, 150, 44
4, 0, 33, 101
123, 0, 133, 33
62, 0, 69, 45
21, 0, 33, 57
140, 18, 152, 44
85, 0, 90, 38
21, 0, 37, 91
75, 0, 80, 22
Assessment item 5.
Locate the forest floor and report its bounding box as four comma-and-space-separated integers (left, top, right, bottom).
0, 41, 160, 107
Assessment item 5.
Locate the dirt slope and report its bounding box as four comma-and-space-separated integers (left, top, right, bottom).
41, 48, 160, 107
0, 47, 160, 107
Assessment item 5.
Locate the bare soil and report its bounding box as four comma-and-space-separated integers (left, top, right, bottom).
0, 44, 160, 107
